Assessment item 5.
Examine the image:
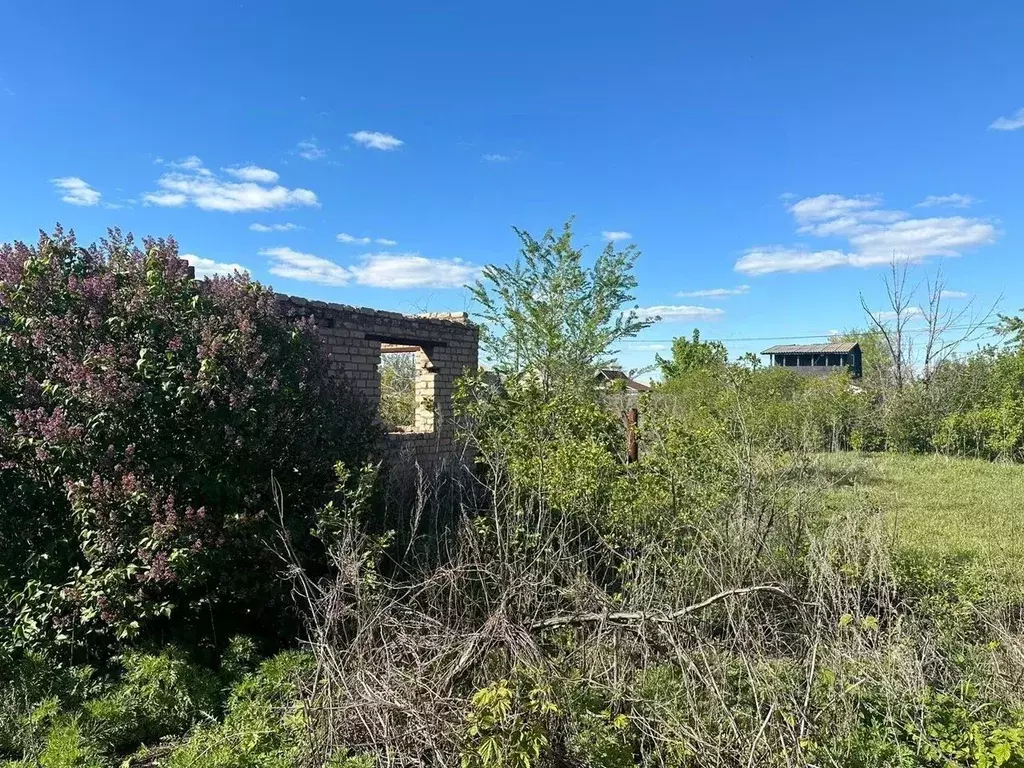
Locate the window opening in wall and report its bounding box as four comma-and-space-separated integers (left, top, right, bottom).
378, 343, 437, 434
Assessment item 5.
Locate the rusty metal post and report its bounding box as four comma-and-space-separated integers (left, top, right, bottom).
625, 407, 639, 463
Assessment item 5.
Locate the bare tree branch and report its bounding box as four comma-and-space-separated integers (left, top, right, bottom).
530, 585, 797, 630
861, 254, 999, 392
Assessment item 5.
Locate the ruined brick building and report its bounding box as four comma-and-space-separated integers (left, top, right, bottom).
279, 295, 479, 466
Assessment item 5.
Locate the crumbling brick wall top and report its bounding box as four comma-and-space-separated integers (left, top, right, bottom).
278, 294, 479, 467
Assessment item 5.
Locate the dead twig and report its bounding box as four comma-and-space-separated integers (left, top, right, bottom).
530, 584, 796, 630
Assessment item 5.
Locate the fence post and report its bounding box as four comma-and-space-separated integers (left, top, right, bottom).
625, 407, 639, 463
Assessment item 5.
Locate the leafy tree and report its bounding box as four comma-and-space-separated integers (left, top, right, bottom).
830, 329, 890, 390
656, 329, 728, 380
737, 351, 763, 371
378, 352, 416, 429
996, 309, 1024, 349
0, 227, 379, 658
470, 219, 652, 389
460, 220, 652, 513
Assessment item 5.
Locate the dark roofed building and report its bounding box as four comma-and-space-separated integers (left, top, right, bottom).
762, 342, 862, 378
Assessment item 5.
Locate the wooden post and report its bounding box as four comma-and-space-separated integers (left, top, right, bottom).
625, 407, 638, 463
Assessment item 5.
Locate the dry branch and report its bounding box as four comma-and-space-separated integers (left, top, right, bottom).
530, 584, 796, 630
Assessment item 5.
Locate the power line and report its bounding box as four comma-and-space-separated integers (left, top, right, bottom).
618, 323, 1002, 344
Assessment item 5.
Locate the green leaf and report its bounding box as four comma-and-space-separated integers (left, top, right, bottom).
992, 741, 1012, 765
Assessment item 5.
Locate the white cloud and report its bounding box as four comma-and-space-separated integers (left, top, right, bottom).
337, 232, 371, 245
788, 194, 881, 223
916, 193, 975, 208
52, 177, 101, 206
602, 231, 632, 242
349, 253, 480, 289
142, 192, 188, 207
296, 138, 326, 160
262, 247, 478, 289
850, 216, 996, 265
249, 222, 299, 232
940, 290, 970, 299
183, 254, 248, 278
990, 107, 1024, 131
635, 305, 725, 322
350, 130, 403, 151
482, 153, 511, 162
262, 246, 350, 286
337, 232, 397, 246
144, 156, 318, 212
736, 247, 852, 275
876, 306, 924, 321
165, 155, 209, 173
796, 212, 907, 238
677, 285, 750, 298
225, 165, 279, 184
735, 194, 998, 275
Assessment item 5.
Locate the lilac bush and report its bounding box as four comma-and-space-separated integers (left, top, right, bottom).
0, 227, 379, 656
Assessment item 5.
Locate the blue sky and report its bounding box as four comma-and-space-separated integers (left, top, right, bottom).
2, 1, 1024, 370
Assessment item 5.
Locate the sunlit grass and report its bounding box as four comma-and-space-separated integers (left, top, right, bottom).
820, 452, 1024, 573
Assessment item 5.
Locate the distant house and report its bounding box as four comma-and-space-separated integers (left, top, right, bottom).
761, 342, 862, 379
597, 368, 652, 392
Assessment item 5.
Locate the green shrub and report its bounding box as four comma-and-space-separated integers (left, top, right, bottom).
0, 655, 97, 757
935, 404, 1024, 462
81, 648, 221, 753
883, 386, 937, 454
36, 718, 104, 768
163, 650, 313, 768
219, 635, 262, 688
462, 675, 557, 768
800, 371, 863, 452
609, 407, 734, 543
850, 404, 886, 452
0, 228, 380, 659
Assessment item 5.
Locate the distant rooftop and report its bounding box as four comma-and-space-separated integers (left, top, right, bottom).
761, 342, 859, 355
597, 368, 652, 392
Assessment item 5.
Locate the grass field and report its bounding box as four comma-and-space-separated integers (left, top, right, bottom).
819, 452, 1024, 572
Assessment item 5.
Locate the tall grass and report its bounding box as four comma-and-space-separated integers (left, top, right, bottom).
281, 408, 1024, 767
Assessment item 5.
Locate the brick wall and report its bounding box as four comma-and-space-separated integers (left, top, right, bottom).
278, 295, 479, 466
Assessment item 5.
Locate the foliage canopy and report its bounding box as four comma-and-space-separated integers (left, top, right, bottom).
0, 227, 379, 657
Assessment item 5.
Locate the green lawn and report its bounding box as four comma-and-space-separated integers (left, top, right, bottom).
819, 452, 1024, 572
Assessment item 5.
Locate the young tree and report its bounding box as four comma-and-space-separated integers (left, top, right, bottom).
829, 329, 891, 391
470, 219, 653, 389
860, 259, 917, 390
461, 220, 653, 503
995, 309, 1024, 349
656, 329, 728, 380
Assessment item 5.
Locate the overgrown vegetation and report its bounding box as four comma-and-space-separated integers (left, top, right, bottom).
2, 224, 1023, 767
378, 351, 417, 430
0, 227, 379, 660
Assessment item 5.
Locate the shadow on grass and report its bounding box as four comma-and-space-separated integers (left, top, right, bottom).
809, 452, 884, 490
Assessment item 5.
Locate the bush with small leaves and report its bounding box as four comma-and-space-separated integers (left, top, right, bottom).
82, 647, 221, 753
163, 650, 313, 768
0, 227, 380, 659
